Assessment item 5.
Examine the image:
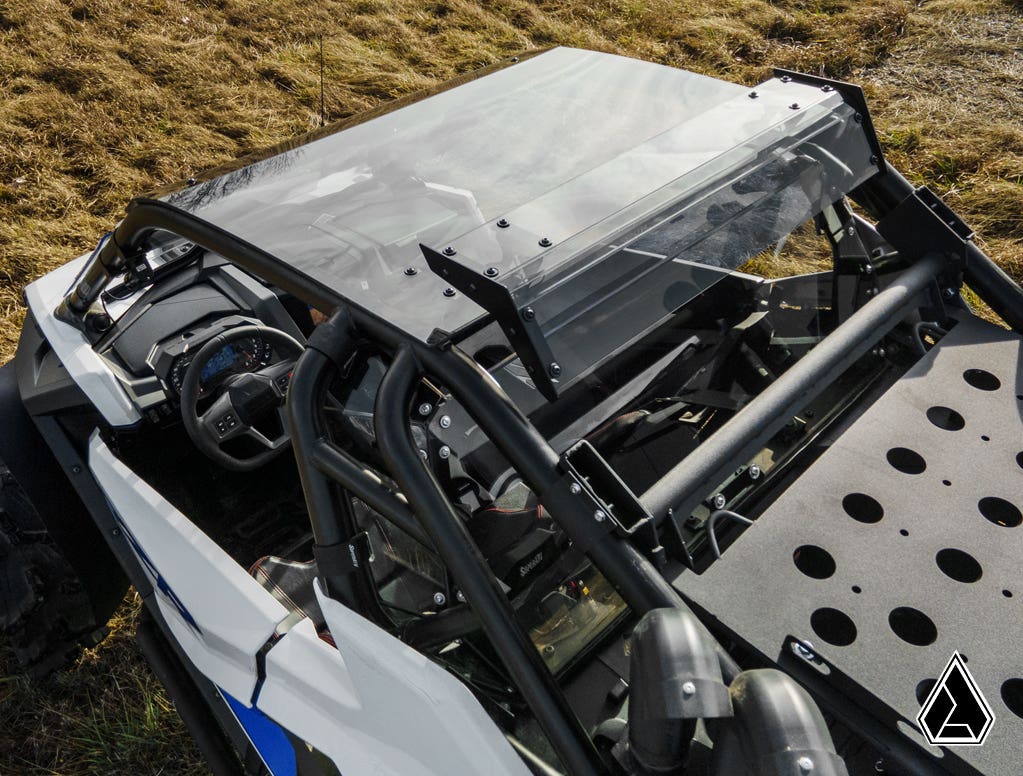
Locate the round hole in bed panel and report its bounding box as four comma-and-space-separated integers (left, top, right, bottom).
916, 678, 938, 706
793, 545, 836, 579
942, 479, 952, 487
887, 447, 926, 475
979, 496, 1022, 528
935, 548, 983, 583
851, 585, 862, 594
1003, 589, 1013, 598
1001, 679, 1023, 719
926, 406, 965, 431
963, 368, 1001, 391
1016, 451, 1023, 470
811, 607, 857, 647
843, 492, 884, 523
889, 606, 938, 646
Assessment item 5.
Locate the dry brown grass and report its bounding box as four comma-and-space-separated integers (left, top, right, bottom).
0, 0, 1021, 772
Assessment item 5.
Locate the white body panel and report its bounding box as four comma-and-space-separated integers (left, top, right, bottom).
88, 433, 287, 702
25, 256, 142, 426
257, 585, 530, 776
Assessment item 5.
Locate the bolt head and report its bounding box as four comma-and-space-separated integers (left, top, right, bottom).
780, 75, 792, 83
713, 493, 727, 509
456, 590, 466, 603
594, 509, 607, 522
439, 415, 452, 429
538, 237, 552, 248
419, 449, 428, 460
438, 445, 451, 459
443, 287, 456, 298
942, 287, 956, 300
484, 266, 499, 277
790, 102, 800, 110
404, 266, 418, 276
442, 246, 456, 256
798, 755, 815, 773
681, 681, 696, 696
496, 218, 510, 228
749, 464, 762, 480
863, 263, 874, 274
548, 362, 562, 378
418, 402, 432, 416
521, 306, 536, 321
569, 482, 582, 495
748, 90, 758, 98
433, 592, 447, 606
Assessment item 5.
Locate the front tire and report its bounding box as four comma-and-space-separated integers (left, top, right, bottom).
0, 461, 104, 676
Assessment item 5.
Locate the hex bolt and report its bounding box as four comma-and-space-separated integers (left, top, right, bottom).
433, 592, 447, 607
570, 483, 582, 495
418, 402, 433, 416
538, 237, 553, 248
439, 415, 452, 429
484, 266, 499, 277
438, 445, 451, 459
442, 246, 456, 256
681, 681, 696, 697
522, 307, 536, 321
548, 362, 562, 377
443, 287, 456, 297
496, 218, 510, 228
798, 756, 815, 774
748, 90, 758, 99
789, 102, 800, 110
749, 464, 762, 480
404, 266, 418, 276
594, 509, 607, 522
713, 493, 727, 509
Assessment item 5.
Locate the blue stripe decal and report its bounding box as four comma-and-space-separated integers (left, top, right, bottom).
222, 690, 297, 776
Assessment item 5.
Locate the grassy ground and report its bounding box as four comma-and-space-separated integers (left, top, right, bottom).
0, 0, 1020, 773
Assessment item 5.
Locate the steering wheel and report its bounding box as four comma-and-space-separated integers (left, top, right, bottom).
180, 325, 304, 472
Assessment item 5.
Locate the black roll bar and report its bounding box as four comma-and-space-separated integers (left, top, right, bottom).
374, 345, 607, 776
640, 252, 944, 523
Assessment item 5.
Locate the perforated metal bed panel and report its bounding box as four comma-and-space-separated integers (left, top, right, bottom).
677, 315, 1023, 775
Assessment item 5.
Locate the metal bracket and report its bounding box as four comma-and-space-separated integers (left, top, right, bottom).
875, 186, 973, 273
420, 243, 560, 401
558, 440, 665, 566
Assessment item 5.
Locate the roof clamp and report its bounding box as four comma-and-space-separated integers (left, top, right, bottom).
558, 440, 666, 567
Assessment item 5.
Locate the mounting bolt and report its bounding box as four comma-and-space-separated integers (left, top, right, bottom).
713, 493, 727, 509
522, 307, 536, 321
793, 639, 816, 661
419, 449, 428, 460
942, 287, 956, 300
847, 225, 856, 237
865, 287, 876, 296
71, 465, 82, 474
854, 112, 863, 123
749, 464, 762, 480
594, 509, 607, 522
418, 402, 432, 416
111, 528, 121, 537
870, 154, 879, 165
442, 246, 456, 256
569, 483, 582, 495
456, 590, 466, 603
797, 756, 815, 774
484, 266, 499, 277
496, 218, 510, 228
780, 75, 792, 83
438, 445, 451, 459
789, 102, 800, 110
748, 90, 758, 99
187, 177, 197, 185
538, 237, 553, 248
681, 681, 696, 697
873, 346, 887, 358
548, 362, 562, 377
433, 592, 447, 607
863, 262, 874, 274
443, 287, 456, 297
404, 266, 418, 276
821, 84, 834, 92
439, 415, 451, 429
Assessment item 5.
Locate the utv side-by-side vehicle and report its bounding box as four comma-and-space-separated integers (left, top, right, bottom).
2, 47, 1022, 776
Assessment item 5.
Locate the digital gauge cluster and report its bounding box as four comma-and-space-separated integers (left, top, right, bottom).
148, 317, 278, 401
168, 335, 273, 396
